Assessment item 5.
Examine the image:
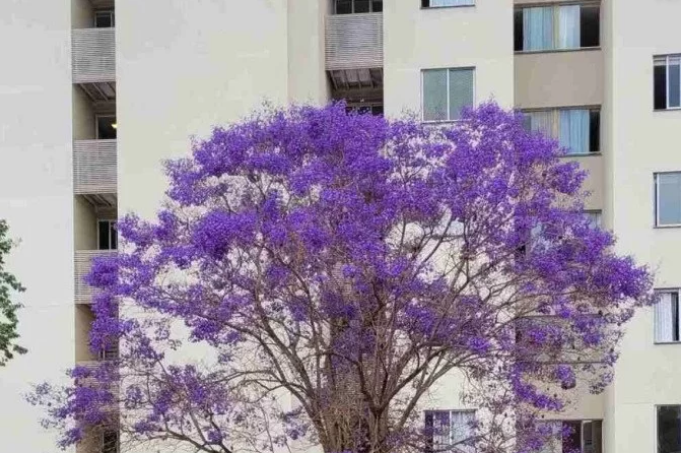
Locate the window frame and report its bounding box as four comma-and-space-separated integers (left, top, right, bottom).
514, 3, 601, 54
522, 106, 601, 155
421, 0, 476, 9
653, 289, 681, 344
94, 9, 115, 28
654, 172, 681, 228
654, 54, 681, 111
97, 219, 117, 251
424, 409, 476, 453
421, 67, 476, 123
334, 0, 382, 14
95, 114, 117, 140
536, 419, 603, 453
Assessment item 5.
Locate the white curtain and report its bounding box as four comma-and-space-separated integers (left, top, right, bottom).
430, 0, 475, 6
523, 7, 553, 51
431, 411, 451, 449
655, 292, 675, 342
527, 110, 554, 137
559, 109, 590, 155
451, 411, 475, 453
558, 5, 581, 49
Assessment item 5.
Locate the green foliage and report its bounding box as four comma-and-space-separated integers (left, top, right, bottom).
0, 219, 26, 366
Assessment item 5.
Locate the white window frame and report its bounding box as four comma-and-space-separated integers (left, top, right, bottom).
654, 55, 681, 111
425, 409, 476, 452
420, 67, 476, 123
97, 219, 117, 251
654, 172, 681, 228
654, 289, 681, 344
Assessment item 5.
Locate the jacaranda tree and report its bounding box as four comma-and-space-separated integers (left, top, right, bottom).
0, 219, 26, 367
30, 103, 652, 453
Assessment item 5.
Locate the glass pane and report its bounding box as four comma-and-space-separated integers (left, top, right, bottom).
110, 223, 117, 250
580, 5, 600, 47
563, 421, 582, 452
589, 110, 600, 152
523, 7, 553, 51
559, 109, 590, 155
584, 211, 602, 228
423, 70, 448, 122
655, 64, 668, 110
354, 0, 370, 13
448, 68, 474, 121
371, 0, 383, 12
95, 11, 114, 28
668, 56, 680, 108
97, 116, 117, 139
658, 406, 681, 453
98, 221, 111, 250
335, 0, 352, 14
527, 110, 554, 137
558, 5, 581, 49
657, 173, 681, 225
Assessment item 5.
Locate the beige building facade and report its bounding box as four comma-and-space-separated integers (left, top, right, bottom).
0, 0, 679, 452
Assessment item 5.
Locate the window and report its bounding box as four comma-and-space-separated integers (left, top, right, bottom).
422, 68, 474, 122
584, 210, 602, 228
524, 108, 600, 155
422, 0, 475, 7
514, 4, 600, 52
346, 103, 384, 116
425, 410, 475, 453
654, 55, 681, 111
538, 420, 603, 453
334, 0, 382, 14
658, 406, 681, 453
654, 291, 680, 343
655, 173, 681, 227
94, 10, 115, 28
98, 220, 117, 251
96, 115, 117, 139
102, 430, 119, 453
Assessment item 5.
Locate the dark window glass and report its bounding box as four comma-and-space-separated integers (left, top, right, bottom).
422, 0, 430, 6
335, 0, 352, 14
97, 116, 117, 139
95, 11, 114, 28
514, 9, 524, 51
371, 0, 383, 12
563, 421, 582, 452
589, 110, 600, 153
102, 430, 119, 453
354, 0, 370, 13
580, 6, 600, 47
655, 64, 669, 110
98, 221, 110, 250
658, 406, 681, 453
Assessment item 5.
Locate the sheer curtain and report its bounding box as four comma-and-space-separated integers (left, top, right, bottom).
558, 5, 581, 49
449, 68, 474, 121
527, 110, 554, 137
430, 0, 475, 6
655, 292, 675, 343
657, 173, 681, 226
451, 411, 475, 453
559, 109, 590, 155
668, 56, 681, 108
523, 7, 553, 51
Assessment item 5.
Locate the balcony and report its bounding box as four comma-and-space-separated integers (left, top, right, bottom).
75, 249, 116, 304
72, 28, 115, 83
325, 13, 383, 71
73, 139, 117, 201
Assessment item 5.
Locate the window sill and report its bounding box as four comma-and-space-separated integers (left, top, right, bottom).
654, 341, 681, 345
422, 119, 463, 125
559, 152, 602, 158
421, 4, 475, 10
654, 108, 681, 112
654, 224, 681, 229
515, 47, 601, 56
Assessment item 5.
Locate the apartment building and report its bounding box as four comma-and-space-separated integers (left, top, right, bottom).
0, 1, 679, 452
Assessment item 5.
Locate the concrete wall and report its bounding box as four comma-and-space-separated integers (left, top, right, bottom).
383, 0, 515, 118
75, 305, 96, 362
606, 1, 681, 452
0, 1, 75, 452
514, 50, 604, 109
73, 87, 95, 140
74, 196, 97, 251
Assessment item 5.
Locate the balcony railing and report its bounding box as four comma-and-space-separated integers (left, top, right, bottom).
75, 250, 116, 304
73, 139, 117, 195
326, 13, 383, 70
72, 28, 116, 83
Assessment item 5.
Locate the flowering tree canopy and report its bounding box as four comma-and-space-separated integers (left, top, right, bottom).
31, 103, 652, 453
